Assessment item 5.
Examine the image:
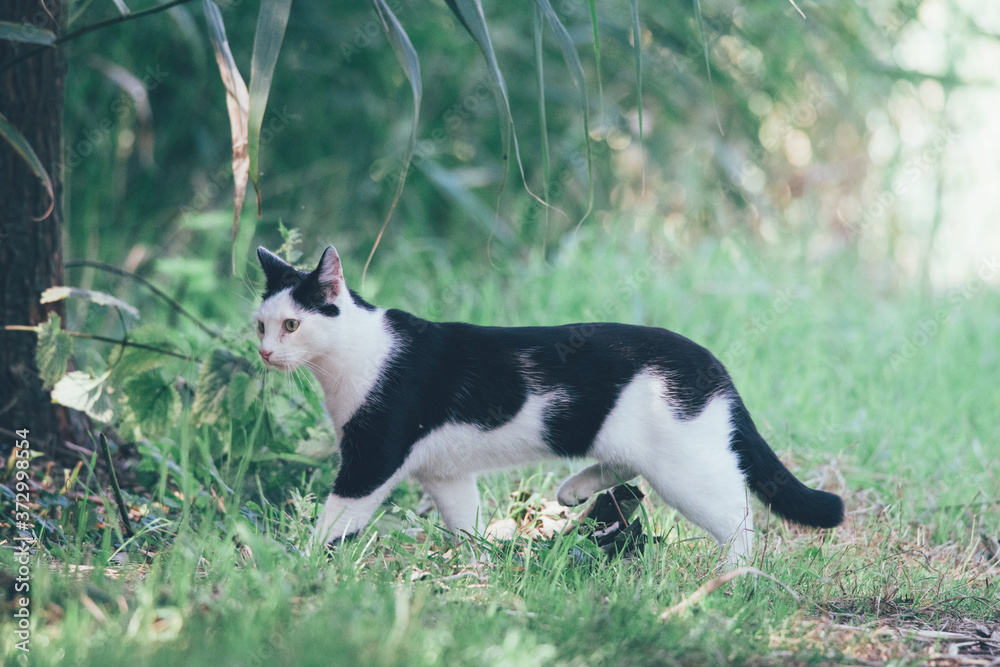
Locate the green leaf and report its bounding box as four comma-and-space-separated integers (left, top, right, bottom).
533, 3, 550, 221
0, 112, 54, 220
36, 312, 73, 389
247, 0, 292, 217
124, 372, 180, 438
0, 20, 56, 45
41, 286, 140, 319
227, 371, 261, 420
192, 347, 252, 426
586, 0, 604, 116
108, 325, 183, 384
364, 0, 422, 283
202, 0, 249, 272
51, 371, 113, 422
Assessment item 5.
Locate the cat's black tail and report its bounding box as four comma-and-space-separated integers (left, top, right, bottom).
728, 395, 844, 528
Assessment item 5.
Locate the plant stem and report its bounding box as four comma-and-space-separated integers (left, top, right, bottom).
0, 0, 199, 74
66, 260, 219, 338
99, 432, 135, 539
4, 325, 200, 362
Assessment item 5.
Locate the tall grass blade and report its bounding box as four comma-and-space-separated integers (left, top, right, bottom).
628, 0, 646, 192
534, 0, 593, 230
364, 0, 422, 284
692, 0, 723, 135
532, 5, 550, 240
248, 0, 292, 215
0, 111, 54, 220
586, 0, 604, 123
201, 0, 249, 272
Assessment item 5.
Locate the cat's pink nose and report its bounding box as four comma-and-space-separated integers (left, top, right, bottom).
259, 349, 272, 361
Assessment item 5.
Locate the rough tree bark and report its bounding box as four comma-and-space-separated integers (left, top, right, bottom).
0, 0, 68, 456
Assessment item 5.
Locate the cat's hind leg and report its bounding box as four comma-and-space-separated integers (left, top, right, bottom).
556, 463, 638, 507
418, 475, 482, 537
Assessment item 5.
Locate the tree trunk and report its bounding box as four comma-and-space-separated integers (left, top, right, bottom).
0, 0, 68, 456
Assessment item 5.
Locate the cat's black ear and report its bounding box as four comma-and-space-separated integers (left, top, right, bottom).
314, 245, 344, 302
257, 247, 299, 297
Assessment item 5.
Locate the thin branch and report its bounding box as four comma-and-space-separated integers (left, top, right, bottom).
4, 325, 199, 362
66, 260, 218, 338
0, 0, 199, 74
99, 433, 135, 539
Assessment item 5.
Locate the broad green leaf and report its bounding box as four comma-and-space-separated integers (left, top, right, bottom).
628, 0, 646, 191
202, 0, 250, 272
0, 21, 56, 45
247, 0, 292, 226
51, 371, 113, 422
108, 325, 183, 384
534, 0, 594, 229
363, 0, 422, 283
0, 112, 54, 220
36, 312, 74, 389
192, 347, 252, 426
41, 286, 140, 319
124, 372, 180, 438
227, 371, 261, 420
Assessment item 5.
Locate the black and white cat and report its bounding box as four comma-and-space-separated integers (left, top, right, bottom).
254, 244, 844, 564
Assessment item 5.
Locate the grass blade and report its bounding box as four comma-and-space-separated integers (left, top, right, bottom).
0, 20, 56, 45
533, 4, 550, 237
110, 0, 131, 17
692, 0, 723, 135
248, 0, 292, 216
586, 0, 604, 122
363, 0, 422, 284
0, 111, 54, 220
534, 0, 593, 231
201, 0, 250, 273
628, 0, 645, 192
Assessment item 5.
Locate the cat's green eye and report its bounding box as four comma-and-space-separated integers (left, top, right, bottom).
257, 321, 264, 335
283, 319, 299, 333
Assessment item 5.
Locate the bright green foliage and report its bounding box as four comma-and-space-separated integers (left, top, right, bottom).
108, 325, 185, 384
35, 311, 74, 389
122, 371, 181, 439
226, 371, 261, 420
192, 347, 253, 426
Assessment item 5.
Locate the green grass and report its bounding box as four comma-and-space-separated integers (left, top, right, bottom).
3, 231, 999, 665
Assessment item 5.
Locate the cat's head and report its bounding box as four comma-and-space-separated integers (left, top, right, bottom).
253, 245, 370, 370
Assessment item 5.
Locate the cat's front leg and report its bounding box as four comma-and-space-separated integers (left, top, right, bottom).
313, 492, 385, 547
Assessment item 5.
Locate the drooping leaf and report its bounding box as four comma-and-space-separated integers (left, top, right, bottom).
247, 0, 292, 224
363, 0, 422, 283
41, 286, 140, 319
202, 0, 250, 272
123, 372, 180, 438
0, 112, 54, 220
0, 21, 56, 45
36, 312, 74, 389
534, 0, 594, 229
692, 0, 723, 134
533, 4, 550, 220
586, 0, 604, 117
108, 325, 184, 384
628, 0, 646, 191
51, 371, 113, 422
88, 55, 154, 167
192, 347, 252, 426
